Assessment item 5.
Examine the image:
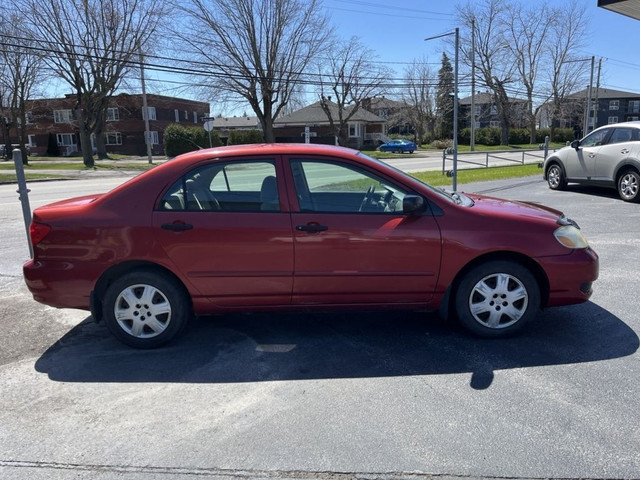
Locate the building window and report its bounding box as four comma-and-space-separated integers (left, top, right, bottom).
184, 110, 188, 120
26, 112, 34, 124
629, 100, 640, 114
105, 132, 122, 145
609, 100, 619, 111
348, 123, 360, 137
106, 108, 119, 122
474, 105, 481, 116
142, 106, 156, 121
490, 105, 498, 115
56, 133, 76, 146
27, 135, 36, 147
490, 120, 500, 128
629, 116, 640, 121
54, 109, 73, 123
474, 121, 481, 129
175, 109, 180, 122
146, 131, 159, 145
608, 116, 619, 124
193, 111, 198, 123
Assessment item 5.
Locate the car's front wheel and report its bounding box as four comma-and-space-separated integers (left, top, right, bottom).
618, 169, 640, 202
454, 260, 540, 337
546, 163, 567, 190
102, 270, 191, 348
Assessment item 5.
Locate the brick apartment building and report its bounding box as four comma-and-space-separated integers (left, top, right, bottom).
25, 93, 210, 156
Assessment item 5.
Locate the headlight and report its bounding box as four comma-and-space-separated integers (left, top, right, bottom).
554, 225, 589, 249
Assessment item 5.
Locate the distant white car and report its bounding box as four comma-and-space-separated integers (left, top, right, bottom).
543, 121, 640, 202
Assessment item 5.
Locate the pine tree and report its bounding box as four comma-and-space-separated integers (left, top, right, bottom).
436, 53, 454, 140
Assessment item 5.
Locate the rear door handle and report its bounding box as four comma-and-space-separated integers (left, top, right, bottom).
588, 153, 596, 158
296, 224, 328, 232
161, 223, 193, 231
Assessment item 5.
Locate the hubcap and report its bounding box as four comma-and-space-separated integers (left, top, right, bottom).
620, 173, 638, 199
548, 167, 560, 187
468, 273, 528, 329
114, 284, 172, 338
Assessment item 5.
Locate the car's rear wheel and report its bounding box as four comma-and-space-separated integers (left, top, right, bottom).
547, 163, 567, 190
618, 169, 640, 202
454, 260, 540, 338
103, 270, 190, 348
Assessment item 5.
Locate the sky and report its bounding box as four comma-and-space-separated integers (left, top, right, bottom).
108, 0, 640, 116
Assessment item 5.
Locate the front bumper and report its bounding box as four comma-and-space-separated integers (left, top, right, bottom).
539, 247, 599, 307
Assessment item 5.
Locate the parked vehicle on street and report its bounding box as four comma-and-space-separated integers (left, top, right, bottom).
24, 143, 598, 348
379, 138, 416, 153
543, 121, 640, 202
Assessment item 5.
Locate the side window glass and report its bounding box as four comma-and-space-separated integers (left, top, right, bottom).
581, 129, 610, 148
158, 160, 279, 212
608, 128, 634, 145
291, 160, 407, 213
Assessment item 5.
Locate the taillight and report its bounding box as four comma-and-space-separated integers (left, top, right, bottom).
30, 221, 52, 246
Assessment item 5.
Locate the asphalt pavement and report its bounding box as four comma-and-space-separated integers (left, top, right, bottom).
0, 171, 638, 480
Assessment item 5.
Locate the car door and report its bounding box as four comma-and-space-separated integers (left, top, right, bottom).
592, 127, 639, 181
152, 158, 294, 307
285, 157, 442, 306
565, 128, 612, 180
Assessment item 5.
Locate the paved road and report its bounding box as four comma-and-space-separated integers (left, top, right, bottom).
0, 174, 638, 480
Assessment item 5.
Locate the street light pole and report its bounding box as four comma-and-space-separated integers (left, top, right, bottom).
425, 28, 460, 191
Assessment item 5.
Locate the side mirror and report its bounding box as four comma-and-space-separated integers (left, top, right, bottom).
570, 140, 580, 150
403, 195, 426, 215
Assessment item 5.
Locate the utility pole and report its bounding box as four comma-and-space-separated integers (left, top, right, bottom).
593, 58, 602, 129
139, 49, 153, 164
583, 56, 595, 135
470, 18, 476, 152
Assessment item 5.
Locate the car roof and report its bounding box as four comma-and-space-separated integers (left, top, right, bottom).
594, 121, 640, 130
173, 143, 358, 163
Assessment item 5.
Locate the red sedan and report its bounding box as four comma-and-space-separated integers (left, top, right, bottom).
24, 144, 598, 348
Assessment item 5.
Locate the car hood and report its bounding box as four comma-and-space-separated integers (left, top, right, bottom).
465, 193, 564, 224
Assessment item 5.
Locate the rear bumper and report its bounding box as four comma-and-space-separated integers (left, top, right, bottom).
23, 259, 93, 310
539, 247, 599, 307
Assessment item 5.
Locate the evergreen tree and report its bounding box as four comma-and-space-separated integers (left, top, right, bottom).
436, 53, 454, 139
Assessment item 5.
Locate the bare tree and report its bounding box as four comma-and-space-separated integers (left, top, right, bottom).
0, 11, 44, 163
17, 0, 167, 165
546, 1, 590, 140
317, 36, 391, 146
458, 0, 515, 145
402, 56, 436, 144
175, 0, 332, 143
505, 1, 553, 144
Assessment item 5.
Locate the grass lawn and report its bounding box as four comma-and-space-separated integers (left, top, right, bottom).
0, 162, 158, 171
409, 163, 541, 187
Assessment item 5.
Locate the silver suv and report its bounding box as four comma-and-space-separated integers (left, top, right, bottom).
543, 121, 640, 202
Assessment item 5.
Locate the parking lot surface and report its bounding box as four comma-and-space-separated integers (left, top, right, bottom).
0, 175, 638, 479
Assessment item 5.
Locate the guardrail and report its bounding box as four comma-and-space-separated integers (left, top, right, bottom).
441, 141, 561, 175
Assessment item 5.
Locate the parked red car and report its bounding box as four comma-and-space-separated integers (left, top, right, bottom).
24, 144, 598, 348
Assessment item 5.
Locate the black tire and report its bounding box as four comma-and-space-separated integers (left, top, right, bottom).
617, 169, 640, 202
454, 260, 540, 338
102, 270, 191, 348
546, 163, 567, 191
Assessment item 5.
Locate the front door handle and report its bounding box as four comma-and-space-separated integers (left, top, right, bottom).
621, 149, 630, 154
296, 224, 328, 232
588, 153, 596, 158
161, 222, 193, 231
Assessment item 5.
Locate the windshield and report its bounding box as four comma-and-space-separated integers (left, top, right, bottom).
356, 152, 473, 206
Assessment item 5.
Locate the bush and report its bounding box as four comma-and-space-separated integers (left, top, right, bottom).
508, 128, 529, 145
475, 127, 501, 146
431, 139, 453, 149
163, 124, 221, 157
227, 130, 264, 145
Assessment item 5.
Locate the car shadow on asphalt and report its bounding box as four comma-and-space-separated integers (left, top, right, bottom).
34, 301, 638, 390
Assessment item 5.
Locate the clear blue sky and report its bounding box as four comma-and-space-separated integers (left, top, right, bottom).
322, 0, 640, 96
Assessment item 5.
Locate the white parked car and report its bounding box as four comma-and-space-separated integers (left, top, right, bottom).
543, 121, 640, 202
